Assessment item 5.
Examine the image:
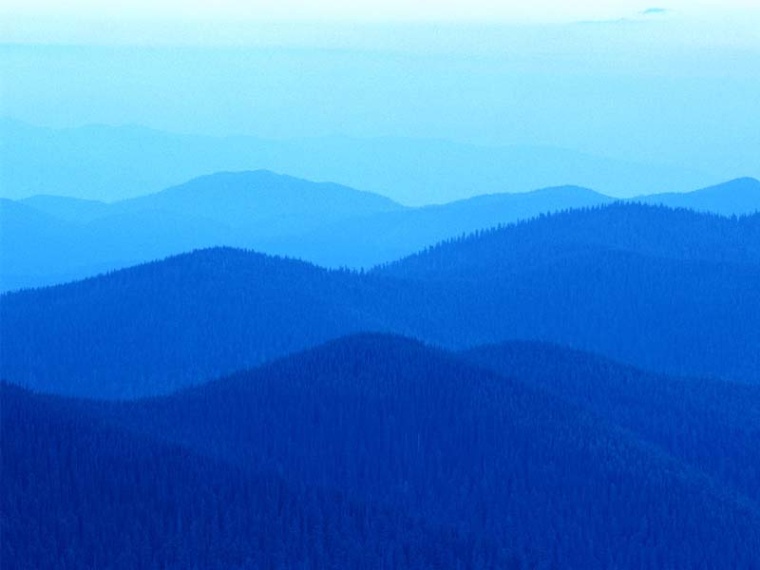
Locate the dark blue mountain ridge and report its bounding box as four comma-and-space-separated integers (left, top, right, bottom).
0, 246, 438, 397
376, 202, 760, 280
68, 333, 760, 569
1, 381, 503, 570
3, 203, 759, 398
375, 204, 760, 382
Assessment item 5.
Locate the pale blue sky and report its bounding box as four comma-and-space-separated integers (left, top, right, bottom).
3, 0, 760, 25
1, 2, 758, 181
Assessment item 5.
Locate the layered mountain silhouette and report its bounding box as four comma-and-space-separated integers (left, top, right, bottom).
633, 177, 760, 216
1, 118, 713, 204
378, 204, 760, 383
4, 170, 759, 291
5, 336, 758, 569
3, 203, 758, 398
264, 184, 613, 267
1, 170, 402, 290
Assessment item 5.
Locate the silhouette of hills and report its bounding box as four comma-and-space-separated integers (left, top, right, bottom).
0, 247, 426, 397
1, 118, 712, 204
1, 170, 403, 290
117, 170, 402, 234
6, 173, 760, 290
633, 177, 760, 216
20, 194, 112, 223
51, 335, 760, 568
377, 202, 760, 280
377, 204, 760, 383
265, 184, 613, 267
2, 204, 759, 397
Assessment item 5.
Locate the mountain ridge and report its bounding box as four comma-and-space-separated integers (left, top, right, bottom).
75, 334, 760, 568
3, 203, 759, 397
5, 174, 760, 290
1, 118, 716, 203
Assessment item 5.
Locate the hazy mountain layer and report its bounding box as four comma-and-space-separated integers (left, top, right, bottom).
1, 118, 713, 204
632, 177, 760, 216
4, 173, 758, 290
2, 203, 759, 397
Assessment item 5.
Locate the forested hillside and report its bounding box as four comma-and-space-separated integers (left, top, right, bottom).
57, 335, 760, 569
378, 203, 760, 280
3, 204, 759, 399
462, 341, 760, 508
2, 382, 506, 569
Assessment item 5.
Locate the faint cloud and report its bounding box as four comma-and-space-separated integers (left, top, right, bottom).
576, 7, 670, 26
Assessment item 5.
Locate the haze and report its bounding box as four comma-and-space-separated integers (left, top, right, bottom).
2, 1, 759, 191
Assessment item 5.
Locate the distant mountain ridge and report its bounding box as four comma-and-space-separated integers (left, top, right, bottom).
633, 177, 760, 216
4, 173, 759, 291
1, 118, 715, 204
0, 170, 403, 290
377, 201, 760, 280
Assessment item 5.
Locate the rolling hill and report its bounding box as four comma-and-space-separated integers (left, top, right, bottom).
2, 204, 758, 398
1, 170, 403, 290
264, 184, 614, 267
6, 174, 760, 291
377, 204, 760, 383
633, 177, 760, 216
73, 335, 760, 569
461, 341, 760, 507
2, 381, 498, 569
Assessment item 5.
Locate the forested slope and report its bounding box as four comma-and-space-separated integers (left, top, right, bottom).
1, 382, 509, 570
81, 335, 760, 569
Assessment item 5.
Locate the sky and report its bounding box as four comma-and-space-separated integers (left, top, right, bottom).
1, 1, 759, 181
3, 0, 760, 24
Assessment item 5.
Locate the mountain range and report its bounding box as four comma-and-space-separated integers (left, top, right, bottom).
2, 171, 758, 291
4, 335, 759, 568
3, 163, 760, 568
1, 118, 717, 204
3, 202, 758, 399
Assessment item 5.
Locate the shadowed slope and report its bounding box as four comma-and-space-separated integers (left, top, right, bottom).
0, 247, 428, 398
1, 382, 502, 569
90, 335, 760, 569
462, 341, 760, 507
